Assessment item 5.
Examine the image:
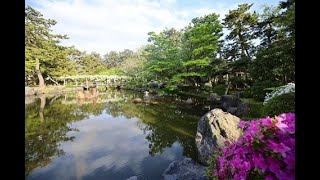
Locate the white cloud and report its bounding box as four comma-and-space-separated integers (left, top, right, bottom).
26, 0, 276, 55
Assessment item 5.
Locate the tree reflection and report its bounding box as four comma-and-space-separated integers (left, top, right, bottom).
25, 91, 206, 176
25, 94, 107, 176
102, 93, 206, 159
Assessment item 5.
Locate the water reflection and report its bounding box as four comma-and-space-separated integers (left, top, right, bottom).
25, 91, 207, 179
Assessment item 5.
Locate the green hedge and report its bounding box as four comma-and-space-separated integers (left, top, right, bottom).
263, 92, 295, 117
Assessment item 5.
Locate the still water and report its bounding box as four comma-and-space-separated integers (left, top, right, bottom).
25, 90, 208, 180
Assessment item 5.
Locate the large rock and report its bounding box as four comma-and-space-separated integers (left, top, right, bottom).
158, 82, 166, 88
220, 95, 240, 107
195, 108, 243, 165
149, 80, 159, 88
161, 158, 207, 180
207, 93, 220, 104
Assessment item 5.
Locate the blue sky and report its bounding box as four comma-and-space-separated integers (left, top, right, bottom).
26, 0, 280, 55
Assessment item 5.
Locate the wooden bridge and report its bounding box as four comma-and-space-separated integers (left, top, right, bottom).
58, 75, 130, 88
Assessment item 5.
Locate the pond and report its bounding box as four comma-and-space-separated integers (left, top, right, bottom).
25, 90, 209, 180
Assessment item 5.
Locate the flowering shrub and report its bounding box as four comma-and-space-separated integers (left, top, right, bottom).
263, 83, 295, 104
206, 113, 295, 180
263, 92, 295, 117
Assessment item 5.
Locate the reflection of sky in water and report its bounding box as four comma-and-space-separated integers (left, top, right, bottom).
27, 113, 185, 180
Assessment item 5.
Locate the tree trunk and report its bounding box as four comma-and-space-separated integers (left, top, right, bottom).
238, 32, 251, 59
47, 75, 59, 85
39, 96, 46, 121
35, 58, 45, 87
225, 82, 231, 95
267, 22, 273, 45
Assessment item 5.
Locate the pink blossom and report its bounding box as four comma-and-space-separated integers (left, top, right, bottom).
238, 121, 247, 129
267, 140, 291, 157
260, 117, 273, 127
207, 113, 295, 180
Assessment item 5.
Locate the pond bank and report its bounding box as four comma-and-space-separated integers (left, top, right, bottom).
25, 86, 83, 96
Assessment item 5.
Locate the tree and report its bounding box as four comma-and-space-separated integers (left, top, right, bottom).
103, 51, 120, 69
119, 47, 146, 77
177, 13, 223, 88
76, 52, 106, 75
144, 28, 182, 81
223, 4, 258, 60
250, 0, 295, 84
25, 6, 69, 87
255, 5, 281, 47
249, 0, 295, 99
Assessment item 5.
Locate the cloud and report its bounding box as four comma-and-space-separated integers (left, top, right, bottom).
26, 0, 279, 55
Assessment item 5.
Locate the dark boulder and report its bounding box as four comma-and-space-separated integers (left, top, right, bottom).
161, 158, 207, 180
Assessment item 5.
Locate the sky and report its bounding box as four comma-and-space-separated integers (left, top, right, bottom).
26, 0, 280, 55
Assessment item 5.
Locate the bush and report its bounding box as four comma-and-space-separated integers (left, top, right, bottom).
206, 113, 295, 180
212, 84, 226, 95
263, 92, 295, 117
264, 83, 295, 104
241, 87, 253, 98
242, 103, 264, 120
251, 80, 281, 101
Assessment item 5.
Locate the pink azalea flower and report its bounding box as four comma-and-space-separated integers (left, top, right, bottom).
267, 140, 291, 157
238, 121, 247, 128
252, 152, 268, 172
261, 117, 273, 127
207, 113, 295, 180
275, 116, 288, 131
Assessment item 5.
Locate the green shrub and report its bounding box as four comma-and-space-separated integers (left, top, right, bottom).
212, 84, 226, 95
242, 103, 264, 120
251, 80, 281, 101
263, 92, 295, 117
241, 87, 253, 98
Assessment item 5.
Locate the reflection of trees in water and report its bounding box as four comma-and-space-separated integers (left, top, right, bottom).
25, 91, 206, 176
136, 103, 201, 159
102, 95, 205, 160
25, 94, 108, 176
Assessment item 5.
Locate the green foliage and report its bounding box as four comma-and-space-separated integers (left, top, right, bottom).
25, 6, 76, 85
256, 5, 280, 47
68, 51, 106, 75
223, 3, 258, 60
182, 59, 210, 67
251, 80, 281, 101
212, 84, 226, 95
144, 28, 182, 81
250, 0, 295, 88
206, 153, 220, 180
181, 13, 223, 87
25, 0, 295, 99
249, 41, 294, 84
263, 92, 295, 117
241, 87, 253, 98
97, 67, 124, 75
164, 84, 179, 94
241, 100, 264, 120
